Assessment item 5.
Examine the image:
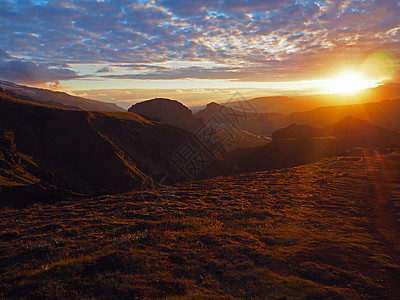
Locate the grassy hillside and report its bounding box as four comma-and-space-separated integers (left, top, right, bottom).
1, 152, 399, 299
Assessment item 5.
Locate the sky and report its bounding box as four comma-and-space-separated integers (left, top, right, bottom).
0, 0, 399, 107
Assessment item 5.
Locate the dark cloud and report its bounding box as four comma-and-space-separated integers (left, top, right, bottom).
0, 49, 11, 60
96, 66, 114, 73
0, 60, 79, 84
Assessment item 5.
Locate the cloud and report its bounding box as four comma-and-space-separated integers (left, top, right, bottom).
0, 48, 11, 60
96, 66, 114, 73
0, 60, 79, 85
0, 0, 399, 83
159, 0, 218, 16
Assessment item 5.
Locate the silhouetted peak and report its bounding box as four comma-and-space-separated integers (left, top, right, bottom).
206, 102, 220, 107
271, 123, 322, 140
128, 97, 198, 130
130, 98, 190, 110
325, 116, 379, 135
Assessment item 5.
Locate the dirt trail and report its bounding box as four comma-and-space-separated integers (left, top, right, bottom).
365, 152, 400, 253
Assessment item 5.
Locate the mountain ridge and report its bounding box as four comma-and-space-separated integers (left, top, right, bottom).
0, 80, 125, 112
0, 89, 218, 205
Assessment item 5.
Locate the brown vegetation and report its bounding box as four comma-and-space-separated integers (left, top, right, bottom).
1, 152, 400, 299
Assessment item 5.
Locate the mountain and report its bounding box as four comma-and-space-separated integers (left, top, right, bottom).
0, 80, 125, 112
198, 97, 400, 136
128, 98, 202, 131
289, 98, 400, 132
195, 102, 287, 135
130, 99, 270, 152
230, 83, 400, 114
0, 90, 218, 205
271, 123, 323, 140
237, 95, 315, 114
232, 116, 400, 171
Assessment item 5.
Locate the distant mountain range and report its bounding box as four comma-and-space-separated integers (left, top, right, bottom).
0, 80, 125, 112
1, 80, 400, 207
195, 96, 400, 135
228, 83, 400, 114
230, 116, 400, 171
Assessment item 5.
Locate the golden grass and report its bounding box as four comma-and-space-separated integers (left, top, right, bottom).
1, 154, 400, 299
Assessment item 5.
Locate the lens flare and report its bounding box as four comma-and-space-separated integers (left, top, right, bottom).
360, 51, 398, 82
326, 73, 377, 94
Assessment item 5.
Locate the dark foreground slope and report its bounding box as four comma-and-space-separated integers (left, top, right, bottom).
1, 152, 400, 299
0, 90, 210, 204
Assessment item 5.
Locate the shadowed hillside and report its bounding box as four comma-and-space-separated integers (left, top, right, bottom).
0, 90, 215, 205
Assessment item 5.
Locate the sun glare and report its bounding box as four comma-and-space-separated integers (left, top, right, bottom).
326, 73, 376, 94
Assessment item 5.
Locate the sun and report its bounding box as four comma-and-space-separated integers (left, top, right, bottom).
326, 73, 376, 94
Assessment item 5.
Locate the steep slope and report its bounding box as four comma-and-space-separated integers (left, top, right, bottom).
0, 128, 80, 207
0, 80, 125, 112
1, 154, 400, 298
128, 98, 202, 131
0, 129, 39, 187
0, 90, 212, 202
